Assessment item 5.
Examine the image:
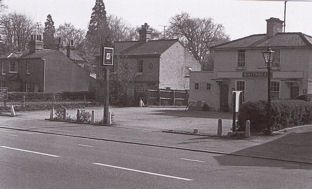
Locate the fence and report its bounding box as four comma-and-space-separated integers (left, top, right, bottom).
146, 89, 188, 106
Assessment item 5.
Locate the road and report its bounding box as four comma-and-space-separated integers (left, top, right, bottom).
0, 128, 311, 189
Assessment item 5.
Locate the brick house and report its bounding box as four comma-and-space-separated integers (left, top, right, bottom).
97, 23, 201, 104
0, 33, 93, 93
189, 17, 312, 111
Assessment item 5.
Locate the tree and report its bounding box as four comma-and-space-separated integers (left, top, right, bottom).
56, 23, 85, 48
43, 14, 56, 49
86, 0, 111, 54
166, 12, 229, 70
0, 13, 35, 52
107, 15, 136, 42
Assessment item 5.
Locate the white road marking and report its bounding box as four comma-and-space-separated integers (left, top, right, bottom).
0, 146, 59, 158
78, 144, 94, 148
180, 158, 205, 163
7, 134, 18, 137
93, 162, 192, 181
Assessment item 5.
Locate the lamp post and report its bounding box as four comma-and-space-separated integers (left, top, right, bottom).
262, 48, 275, 135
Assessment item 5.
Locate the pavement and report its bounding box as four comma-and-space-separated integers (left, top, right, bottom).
1, 106, 312, 165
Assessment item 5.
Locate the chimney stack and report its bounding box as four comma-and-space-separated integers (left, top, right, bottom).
139, 23, 152, 42
29, 33, 44, 54
266, 17, 283, 37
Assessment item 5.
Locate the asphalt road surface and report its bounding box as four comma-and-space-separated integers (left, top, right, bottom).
0, 128, 311, 189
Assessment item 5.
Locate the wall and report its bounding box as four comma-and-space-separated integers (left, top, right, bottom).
213, 48, 311, 103
0, 58, 44, 92
189, 71, 219, 111
44, 51, 90, 93
159, 42, 200, 90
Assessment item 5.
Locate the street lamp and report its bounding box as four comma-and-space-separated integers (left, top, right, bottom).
262, 48, 275, 135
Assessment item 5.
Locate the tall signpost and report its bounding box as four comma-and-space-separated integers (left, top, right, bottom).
102, 46, 114, 125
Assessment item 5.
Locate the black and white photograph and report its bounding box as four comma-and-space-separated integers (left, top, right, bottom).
0, 0, 312, 188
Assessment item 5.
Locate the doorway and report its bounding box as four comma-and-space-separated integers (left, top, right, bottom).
220, 83, 229, 112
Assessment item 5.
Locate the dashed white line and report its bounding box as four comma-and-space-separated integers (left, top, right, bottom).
93, 162, 193, 181
180, 158, 205, 163
7, 134, 18, 137
0, 146, 59, 158
78, 144, 94, 148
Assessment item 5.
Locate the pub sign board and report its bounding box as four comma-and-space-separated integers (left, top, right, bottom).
0, 87, 8, 101
103, 47, 114, 66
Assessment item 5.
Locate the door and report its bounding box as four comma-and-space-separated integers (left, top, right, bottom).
290, 85, 299, 99
220, 83, 229, 112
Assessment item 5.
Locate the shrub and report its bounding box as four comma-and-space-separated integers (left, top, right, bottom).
79, 110, 91, 123
238, 100, 312, 132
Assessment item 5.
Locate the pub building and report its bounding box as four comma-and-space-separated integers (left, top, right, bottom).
189, 17, 312, 111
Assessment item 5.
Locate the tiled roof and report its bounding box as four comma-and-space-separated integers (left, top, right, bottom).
212, 32, 312, 50
116, 39, 178, 56
60, 49, 85, 61
21, 49, 58, 58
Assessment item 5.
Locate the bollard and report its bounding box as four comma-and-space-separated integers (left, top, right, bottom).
108, 111, 112, 125
193, 129, 199, 134
217, 119, 222, 136
245, 120, 251, 138
10, 105, 16, 117
63, 108, 66, 120
77, 109, 80, 122
23, 96, 26, 110
50, 108, 54, 120
91, 110, 95, 124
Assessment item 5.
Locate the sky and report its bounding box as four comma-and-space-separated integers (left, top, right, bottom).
3, 0, 312, 40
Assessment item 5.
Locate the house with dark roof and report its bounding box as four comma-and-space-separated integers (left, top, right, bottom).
189, 17, 312, 111
0, 33, 93, 93
96, 23, 201, 104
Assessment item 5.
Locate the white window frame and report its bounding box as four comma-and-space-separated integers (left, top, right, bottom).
237, 50, 246, 68
137, 59, 143, 73
206, 83, 211, 90
270, 80, 280, 99
9, 61, 18, 73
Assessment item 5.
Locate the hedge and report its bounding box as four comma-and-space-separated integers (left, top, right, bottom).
238, 100, 312, 132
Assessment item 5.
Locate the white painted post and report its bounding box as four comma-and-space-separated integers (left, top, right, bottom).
217, 119, 222, 136
10, 105, 16, 117
245, 120, 251, 138
108, 111, 112, 125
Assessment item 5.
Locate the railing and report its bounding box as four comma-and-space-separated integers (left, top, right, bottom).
146, 89, 188, 106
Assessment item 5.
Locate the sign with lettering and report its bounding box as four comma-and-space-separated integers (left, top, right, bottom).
0, 87, 8, 101
242, 71, 268, 78
103, 47, 114, 66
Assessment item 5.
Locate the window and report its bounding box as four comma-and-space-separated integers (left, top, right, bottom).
137, 59, 143, 73
1, 62, 4, 74
195, 83, 199, 90
26, 62, 30, 74
184, 66, 192, 77
237, 50, 245, 67
270, 81, 280, 100
235, 80, 245, 101
206, 83, 211, 90
272, 49, 280, 68
9, 61, 18, 73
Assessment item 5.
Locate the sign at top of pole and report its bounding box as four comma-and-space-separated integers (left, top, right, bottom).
103, 47, 114, 66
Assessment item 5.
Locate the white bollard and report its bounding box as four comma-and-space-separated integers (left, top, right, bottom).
108, 111, 112, 125
10, 105, 16, 117
217, 119, 222, 136
245, 120, 251, 138
139, 99, 145, 107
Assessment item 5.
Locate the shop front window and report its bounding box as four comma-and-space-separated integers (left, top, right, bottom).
235, 80, 245, 101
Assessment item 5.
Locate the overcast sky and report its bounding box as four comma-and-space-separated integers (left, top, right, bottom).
3, 0, 312, 40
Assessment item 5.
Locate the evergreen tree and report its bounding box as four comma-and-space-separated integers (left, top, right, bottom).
86, 0, 111, 54
43, 14, 56, 49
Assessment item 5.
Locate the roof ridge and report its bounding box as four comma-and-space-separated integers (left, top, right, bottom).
211, 34, 266, 49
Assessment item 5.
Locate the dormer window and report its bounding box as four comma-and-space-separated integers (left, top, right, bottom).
237, 50, 245, 68
9, 61, 18, 73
